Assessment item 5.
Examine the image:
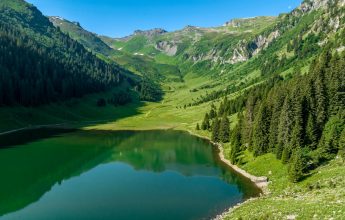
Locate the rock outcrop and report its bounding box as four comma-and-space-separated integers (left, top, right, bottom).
155, 41, 178, 56
133, 28, 167, 38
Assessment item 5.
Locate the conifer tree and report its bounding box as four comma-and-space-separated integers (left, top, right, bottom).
277, 96, 294, 159
281, 146, 291, 164
219, 115, 230, 143
230, 125, 242, 164
339, 128, 345, 162
201, 113, 210, 130
305, 113, 318, 150
317, 114, 345, 162
212, 118, 220, 142
252, 103, 271, 156
288, 148, 305, 183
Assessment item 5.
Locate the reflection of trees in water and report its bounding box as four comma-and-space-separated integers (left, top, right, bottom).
0, 130, 113, 217
106, 130, 217, 174
0, 129, 260, 217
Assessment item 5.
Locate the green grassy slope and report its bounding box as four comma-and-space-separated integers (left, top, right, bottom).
224, 154, 345, 220
49, 16, 114, 56
1, 0, 345, 219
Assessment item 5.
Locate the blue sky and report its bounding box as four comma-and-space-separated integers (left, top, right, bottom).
26, 0, 302, 38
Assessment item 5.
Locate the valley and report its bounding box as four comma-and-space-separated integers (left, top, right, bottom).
0, 0, 345, 219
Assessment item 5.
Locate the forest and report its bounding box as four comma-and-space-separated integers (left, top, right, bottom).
200, 49, 345, 182
0, 3, 131, 106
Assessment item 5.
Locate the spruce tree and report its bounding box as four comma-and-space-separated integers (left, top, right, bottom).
211, 118, 220, 142
268, 90, 285, 152
277, 96, 293, 159
252, 103, 271, 156
230, 125, 242, 164
288, 148, 304, 183
305, 113, 318, 150
201, 113, 210, 130
219, 115, 230, 143
339, 128, 345, 162
281, 146, 291, 164
317, 115, 345, 162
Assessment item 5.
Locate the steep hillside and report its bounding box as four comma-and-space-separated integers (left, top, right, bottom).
49, 16, 114, 56
96, 0, 344, 109
193, 1, 345, 218
0, 0, 134, 106
51, 20, 183, 83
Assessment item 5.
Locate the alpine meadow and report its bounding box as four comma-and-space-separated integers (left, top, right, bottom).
0, 0, 345, 219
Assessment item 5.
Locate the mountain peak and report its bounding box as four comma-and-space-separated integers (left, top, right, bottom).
133, 28, 167, 37
49, 16, 81, 27
297, 0, 345, 13
224, 16, 276, 28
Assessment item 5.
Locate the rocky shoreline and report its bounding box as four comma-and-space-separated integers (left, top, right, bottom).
186, 130, 269, 220
187, 130, 269, 192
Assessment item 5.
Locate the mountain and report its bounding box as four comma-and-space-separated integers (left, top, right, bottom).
102, 16, 277, 63
51, 18, 183, 83
199, 0, 345, 188
0, 0, 134, 106
49, 16, 114, 56
1, 0, 345, 219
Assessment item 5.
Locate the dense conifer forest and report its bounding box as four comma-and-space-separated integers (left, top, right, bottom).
201, 49, 345, 182
0, 1, 131, 106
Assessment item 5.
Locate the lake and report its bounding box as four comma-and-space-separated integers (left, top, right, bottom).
0, 129, 260, 220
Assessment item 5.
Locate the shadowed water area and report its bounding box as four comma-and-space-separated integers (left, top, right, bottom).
0, 129, 260, 220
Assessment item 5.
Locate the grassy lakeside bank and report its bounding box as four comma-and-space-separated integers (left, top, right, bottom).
223, 154, 345, 220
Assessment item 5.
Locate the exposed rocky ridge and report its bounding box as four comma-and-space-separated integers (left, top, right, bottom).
188, 0, 345, 65
134, 28, 167, 37
224, 16, 276, 28
120, 28, 168, 41
297, 0, 345, 14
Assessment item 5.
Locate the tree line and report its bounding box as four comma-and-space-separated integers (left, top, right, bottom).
200, 50, 345, 182
0, 7, 130, 107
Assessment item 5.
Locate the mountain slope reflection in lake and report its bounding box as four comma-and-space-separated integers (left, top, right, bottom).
0, 130, 260, 220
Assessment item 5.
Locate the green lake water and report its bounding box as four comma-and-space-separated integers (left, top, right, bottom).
0, 129, 260, 220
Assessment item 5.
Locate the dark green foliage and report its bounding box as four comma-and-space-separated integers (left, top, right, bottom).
201, 51, 345, 182
108, 91, 132, 106
219, 115, 230, 143
305, 113, 318, 150
252, 102, 271, 156
138, 78, 163, 102
339, 128, 345, 162
316, 113, 345, 163
97, 98, 106, 107
288, 148, 305, 183
211, 118, 220, 142
277, 96, 294, 159
209, 104, 217, 119
229, 125, 242, 164
196, 123, 200, 130
281, 147, 292, 164
0, 0, 130, 106
201, 113, 211, 130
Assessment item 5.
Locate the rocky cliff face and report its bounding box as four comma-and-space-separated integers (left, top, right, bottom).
296, 0, 345, 14
155, 41, 178, 56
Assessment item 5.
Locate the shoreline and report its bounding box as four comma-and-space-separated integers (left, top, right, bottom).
1, 124, 269, 220
1, 124, 269, 193
186, 130, 270, 220
186, 130, 269, 193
